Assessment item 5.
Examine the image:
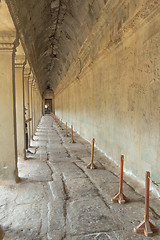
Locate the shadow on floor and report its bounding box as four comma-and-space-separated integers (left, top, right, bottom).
0, 227, 5, 240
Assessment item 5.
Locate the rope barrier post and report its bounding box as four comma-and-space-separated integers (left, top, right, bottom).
66, 122, 68, 137
70, 125, 75, 143
61, 119, 63, 130
134, 171, 158, 237
87, 138, 97, 169
112, 155, 127, 204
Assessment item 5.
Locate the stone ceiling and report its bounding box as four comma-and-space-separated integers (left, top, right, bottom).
5, 0, 159, 94
5, 0, 107, 94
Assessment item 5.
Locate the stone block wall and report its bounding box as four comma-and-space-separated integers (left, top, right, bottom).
55, 0, 160, 190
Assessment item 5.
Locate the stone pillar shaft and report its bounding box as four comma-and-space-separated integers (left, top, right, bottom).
32, 81, 36, 136
24, 63, 31, 145
29, 76, 33, 142
15, 48, 25, 157
0, 36, 19, 182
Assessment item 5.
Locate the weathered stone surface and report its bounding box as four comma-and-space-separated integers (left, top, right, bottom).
51, 1, 160, 193
66, 197, 120, 236
0, 116, 160, 240
18, 160, 52, 182
2, 0, 160, 200
65, 177, 99, 201
6, 0, 156, 93
0, 1, 19, 182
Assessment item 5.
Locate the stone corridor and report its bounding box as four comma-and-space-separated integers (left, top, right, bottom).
0, 115, 159, 240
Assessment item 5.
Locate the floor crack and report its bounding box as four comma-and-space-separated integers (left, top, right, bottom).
61, 173, 70, 239
73, 162, 110, 210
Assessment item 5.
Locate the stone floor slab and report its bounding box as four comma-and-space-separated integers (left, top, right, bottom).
0, 115, 159, 240
66, 197, 120, 236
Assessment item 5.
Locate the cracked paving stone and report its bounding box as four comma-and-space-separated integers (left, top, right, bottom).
66, 196, 120, 236
64, 232, 111, 240
18, 160, 52, 182
0, 116, 160, 240
49, 162, 87, 179
65, 177, 99, 200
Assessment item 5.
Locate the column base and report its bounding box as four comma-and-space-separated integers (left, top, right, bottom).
0, 167, 19, 183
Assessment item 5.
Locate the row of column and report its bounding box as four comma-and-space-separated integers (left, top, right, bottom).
0, 36, 42, 182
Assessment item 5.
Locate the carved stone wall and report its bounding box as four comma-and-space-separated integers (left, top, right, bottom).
55, 1, 160, 186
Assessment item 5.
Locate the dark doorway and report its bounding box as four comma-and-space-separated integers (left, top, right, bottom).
45, 99, 52, 114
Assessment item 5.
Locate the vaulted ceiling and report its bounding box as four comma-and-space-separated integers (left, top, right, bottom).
5, 0, 107, 94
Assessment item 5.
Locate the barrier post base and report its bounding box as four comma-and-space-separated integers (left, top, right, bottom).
112, 192, 127, 204
87, 162, 97, 169
134, 219, 158, 237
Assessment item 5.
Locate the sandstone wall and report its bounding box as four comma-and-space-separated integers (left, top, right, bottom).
55, 1, 160, 188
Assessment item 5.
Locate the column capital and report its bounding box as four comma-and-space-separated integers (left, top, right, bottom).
35, 82, 39, 92
0, 34, 17, 51
15, 42, 26, 68
0, 1, 17, 52
29, 72, 34, 84
32, 79, 36, 88
24, 61, 31, 77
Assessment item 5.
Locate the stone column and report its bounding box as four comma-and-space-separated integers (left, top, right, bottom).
15, 43, 26, 157
31, 79, 36, 136
0, 0, 20, 182
40, 94, 42, 119
42, 93, 45, 115
35, 84, 39, 130
0, 34, 19, 182
24, 61, 30, 116
24, 62, 31, 139
39, 92, 42, 122
37, 86, 41, 126
28, 72, 34, 142
31, 80, 42, 135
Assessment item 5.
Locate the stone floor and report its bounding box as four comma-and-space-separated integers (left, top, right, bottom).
0, 115, 160, 240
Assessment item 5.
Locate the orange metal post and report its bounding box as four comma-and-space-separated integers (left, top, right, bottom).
119, 155, 124, 194
112, 155, 127, 204
61, 119, 63, 129
66, 122, 68, 137
87, 138, 97, 169
55, 117, 58, 124
134, 171, 158, 237
70, 125, 75, 143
